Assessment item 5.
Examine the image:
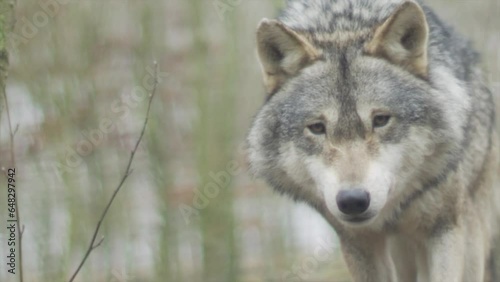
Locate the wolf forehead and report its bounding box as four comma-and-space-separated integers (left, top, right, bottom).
256, 1, 448, 120
280, 0, 404, 36
265, 57, 441, 138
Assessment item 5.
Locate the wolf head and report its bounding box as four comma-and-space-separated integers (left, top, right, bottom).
248, 1, 466, 227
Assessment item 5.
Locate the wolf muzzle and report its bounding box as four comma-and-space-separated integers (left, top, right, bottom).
336, 189, 370, 216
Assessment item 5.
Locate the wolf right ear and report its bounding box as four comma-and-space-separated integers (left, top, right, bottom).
256, 19, 320, 95
365, 1, 429, 78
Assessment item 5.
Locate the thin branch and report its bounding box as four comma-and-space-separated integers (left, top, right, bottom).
3, 86, 23, 282
13, 124, 19, 135
92, 236, 105, 250
68, 61, 159, 282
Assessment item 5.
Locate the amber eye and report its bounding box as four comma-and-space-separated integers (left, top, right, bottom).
373, 115, 391, 128
307, 123, 326, 135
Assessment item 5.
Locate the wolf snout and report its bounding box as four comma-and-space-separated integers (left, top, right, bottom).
336, 189, 370, 216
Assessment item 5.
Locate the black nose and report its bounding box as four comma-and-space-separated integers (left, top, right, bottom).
336, 189, 370, 215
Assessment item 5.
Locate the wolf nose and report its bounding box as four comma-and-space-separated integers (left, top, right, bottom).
336, 189, 370, 215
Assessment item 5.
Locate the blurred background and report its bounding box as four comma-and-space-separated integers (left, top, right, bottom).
0, 0, 498, 281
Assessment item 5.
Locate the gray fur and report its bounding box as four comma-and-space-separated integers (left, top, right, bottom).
247, 0, 499, 281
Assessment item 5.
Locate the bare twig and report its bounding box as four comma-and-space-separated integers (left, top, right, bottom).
92, 236, 105, 250
68, 61, 159, 282
3, 87, 23, 282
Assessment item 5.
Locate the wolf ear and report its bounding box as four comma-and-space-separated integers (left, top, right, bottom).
256, 19, 320, 95
365, 1, 429, 78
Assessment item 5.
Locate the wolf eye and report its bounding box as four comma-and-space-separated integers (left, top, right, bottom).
373, 115, 391, 128
307, 123, 326, 135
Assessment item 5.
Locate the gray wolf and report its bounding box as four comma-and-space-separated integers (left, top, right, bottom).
246, 0, 500, 281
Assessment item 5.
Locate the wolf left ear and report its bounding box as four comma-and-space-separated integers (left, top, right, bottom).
365, 1, 429, 78
256, 19, 320, 95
